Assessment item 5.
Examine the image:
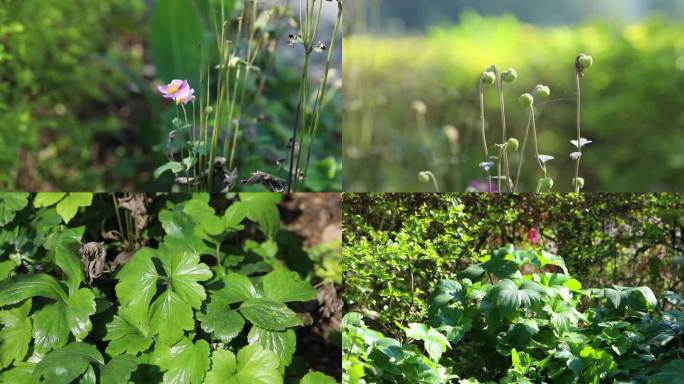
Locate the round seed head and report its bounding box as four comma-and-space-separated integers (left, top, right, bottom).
533, 84, 551, 97
502, 68, 517, 83
205, 106, 214, 114
481, 71, 496, 85
519, 93, 534, 108
507, 138, 519, 152
539, 177, 554, 191
418, 172, 430, 184
578, 54, 593, 69
172, 117, 182, 127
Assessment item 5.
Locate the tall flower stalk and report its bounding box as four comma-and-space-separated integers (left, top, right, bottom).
497, 68, 517, 193
573, 53, 593, 192
515, 85, 550, 192
288, 0, 343, 192
479, 70, 496, 193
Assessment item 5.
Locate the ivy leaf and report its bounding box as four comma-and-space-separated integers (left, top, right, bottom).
0, 193, 29, 226
300, 372, 337, 384
214, 272, 259, 304
158, 247, 212, 309
0, 274, 67, 306
33, 192, 67, 208
429, 279, 464, 308
183, 196, 225, 236
487, 279, 545, 311
115, 247, 159, 321
149, 290, 195, 344
0, 300, 32, 368
224, 201, 248, 229
53, 243, 85, 295
33, 342, 104, 384
205, 344, 282, 384
0, 362, 35, 384
58, 193, 93, 223
247, 326, 297, 367
155, 338, 210, 384
32, 288, 96, 353
239, 193, 282, 238
197, 295, 245, 343
239, 299, 303, 331
100, 354, 139, 384
404, 322, 450, 362
104, 308, 153, 356
260, 269, 317, 303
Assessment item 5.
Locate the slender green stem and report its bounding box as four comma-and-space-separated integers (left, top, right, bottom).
112, 194, 125, 243
300, 0, 343, 187
497, 77, 512, 192
574, 72, 582, 192
287, 52, 312, 192
479, 81, 492, 193
514, 111, 532, 192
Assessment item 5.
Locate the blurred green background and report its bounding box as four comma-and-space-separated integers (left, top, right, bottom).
344, 0, 684, 192
0, 0, 341, 191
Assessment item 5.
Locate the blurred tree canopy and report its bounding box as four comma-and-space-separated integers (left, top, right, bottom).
372, 0, 684, 30
343, 193, 684, 330
344, 13, 684, 192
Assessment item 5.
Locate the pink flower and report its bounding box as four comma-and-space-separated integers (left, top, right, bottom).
528, 228, 539, 245
157, 79, 195, 105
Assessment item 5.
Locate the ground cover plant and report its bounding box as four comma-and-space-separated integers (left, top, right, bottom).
0, 192, 342, 383
342, 193, 684, 382
343, 246, 684, 383
343, 9, 684, 192
0, 0, 342, 191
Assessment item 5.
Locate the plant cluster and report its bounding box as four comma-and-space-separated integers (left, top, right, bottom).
0, 192, 340, 383
152, 0, 343, 192
343, 193, 684, 328
343, 246, 684, 383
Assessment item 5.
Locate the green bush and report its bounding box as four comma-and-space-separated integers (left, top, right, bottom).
0, 0, 144, 189
343, 246, 684, 383
343, 193, 684, 328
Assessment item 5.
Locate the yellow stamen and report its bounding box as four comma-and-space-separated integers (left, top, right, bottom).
167, 82, 181, 94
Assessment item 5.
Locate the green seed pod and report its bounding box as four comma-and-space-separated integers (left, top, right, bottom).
519, 93, 534, 108
539, 177, 554, 191
418, 172, 430, 184
573, 177, 585, 189
578, 54, 593, 69
205, 106, 214, 114
507, 138, 519, 152
502, 68, 517, 83
481, 71, 496, 85
533, 84, 551, 97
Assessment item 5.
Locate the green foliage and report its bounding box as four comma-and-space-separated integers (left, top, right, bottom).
344, 193, 684, 327
344, 245, 684, 383
0, 192, 339, 383
0, 0, 145, 189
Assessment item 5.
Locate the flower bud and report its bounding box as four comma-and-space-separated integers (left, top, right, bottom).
205, 106, 214, 114
481, 71, 496, 85
578, 54, 593, 69
519, 93, 534, 108
539, 177, 554, 191
418, 172, 430, 184
533, 84, 550, 97
502, 68, 517, 83
573, 177, 585, 189
507, 138, 519, 152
